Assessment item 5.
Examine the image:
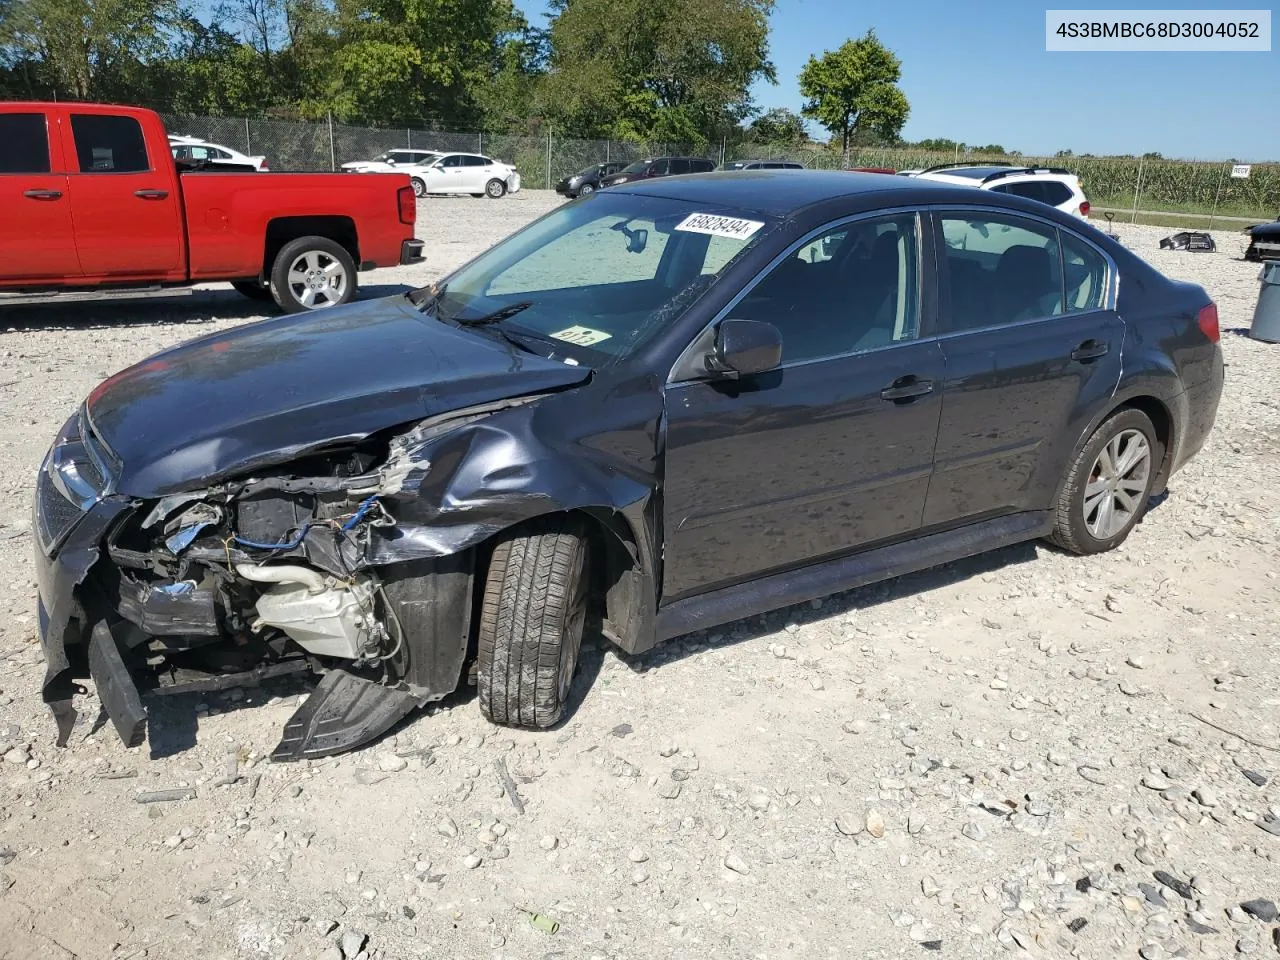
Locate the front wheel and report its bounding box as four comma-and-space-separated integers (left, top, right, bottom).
485, 178, 507, 199
269, 236, 357, 313
477, 516, 589, 729
578, 183, 595, 196
1049, 408, 1162, 554
410, 177, 426, 198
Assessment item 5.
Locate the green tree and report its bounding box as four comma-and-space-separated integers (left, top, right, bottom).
541, 0, 776, 144
0, 0, 186, 99
798, 30, 909, 164
749, 106, 807, 145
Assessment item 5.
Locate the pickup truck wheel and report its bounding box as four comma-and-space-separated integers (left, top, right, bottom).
231, 280, 273, 302
477, 515, 589, 729
410, 177, 426, 197
485, 178, 507, 199
269, 236, 356, 313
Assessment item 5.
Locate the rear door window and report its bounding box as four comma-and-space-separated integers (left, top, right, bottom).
940, 214, 1065, 330
70, 114, 150, 173
0, 113, 52, 174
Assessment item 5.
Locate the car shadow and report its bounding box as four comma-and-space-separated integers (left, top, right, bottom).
144, 673, 313, 760
0, 283, 414, 332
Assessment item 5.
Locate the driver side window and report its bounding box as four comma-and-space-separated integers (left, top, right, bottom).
441, 155, 463, 168
735, 215, 921, 364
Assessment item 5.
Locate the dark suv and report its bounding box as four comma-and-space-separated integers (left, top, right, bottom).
554, 161, 626, 198
601, 156, 715, 188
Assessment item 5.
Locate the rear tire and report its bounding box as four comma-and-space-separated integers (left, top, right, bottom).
269, 236, 357, 313
477, 516, 589, 729
485, 178, 507, 199
1049, 408, 1162, 555
231, 280, 273, 302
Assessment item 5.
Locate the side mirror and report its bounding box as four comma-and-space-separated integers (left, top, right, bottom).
706, 319, 782, 378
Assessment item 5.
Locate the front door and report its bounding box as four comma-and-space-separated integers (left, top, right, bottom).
662, 213, 945, 601
425, 154, 466, 194
0, 110, 80, 279
923, 210, 1124, 527
63, 111, 183, 277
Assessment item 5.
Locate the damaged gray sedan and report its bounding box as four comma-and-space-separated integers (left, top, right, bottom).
33, 172, 1223, 759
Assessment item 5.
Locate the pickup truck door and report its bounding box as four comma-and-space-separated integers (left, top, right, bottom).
61, 110, 184, 278
0, 109, 81, 279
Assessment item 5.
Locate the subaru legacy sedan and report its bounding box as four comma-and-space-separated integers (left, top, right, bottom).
33, 172, 1223, 759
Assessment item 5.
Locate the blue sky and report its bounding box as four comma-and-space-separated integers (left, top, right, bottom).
514, 0, 1278, 160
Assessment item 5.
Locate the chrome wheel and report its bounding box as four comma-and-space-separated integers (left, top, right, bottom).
578, 183, 595, 196
1083, 428, 1150, 539
486, 178, 506, 198
411, 178, 426, 197
286, 250, 349, 309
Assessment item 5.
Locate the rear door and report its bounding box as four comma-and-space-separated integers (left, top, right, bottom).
63, 111, 183, 277
0, 109, 80, 280
464, 155, 491, 191
923, 209, 1122, 527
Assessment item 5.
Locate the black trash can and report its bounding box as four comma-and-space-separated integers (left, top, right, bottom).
1251, 262, 1280, 343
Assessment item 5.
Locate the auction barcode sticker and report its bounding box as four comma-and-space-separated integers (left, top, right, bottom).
674, 214, 765, 240
1046, 10, 1271, 51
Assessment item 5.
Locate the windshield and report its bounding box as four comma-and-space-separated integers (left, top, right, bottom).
425, 193, 774, 364
619, 160, 650, 175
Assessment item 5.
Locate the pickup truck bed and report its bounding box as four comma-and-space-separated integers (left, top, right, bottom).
0, 102, 423, 312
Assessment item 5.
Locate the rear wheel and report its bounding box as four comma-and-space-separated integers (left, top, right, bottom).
231, 280, 273, 302
485, 178, 507, 199
269, 236, 357, 313
1049, 408, 1161, 554
477, 516, 589, 729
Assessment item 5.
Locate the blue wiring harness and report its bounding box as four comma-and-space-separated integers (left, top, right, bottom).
231, 495, 380, 551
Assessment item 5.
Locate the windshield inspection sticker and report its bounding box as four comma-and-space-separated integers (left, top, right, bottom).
550, 325, 612, 347
674, 213, 765, 240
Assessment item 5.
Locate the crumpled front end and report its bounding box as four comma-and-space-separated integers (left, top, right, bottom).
33, 395, 605, 761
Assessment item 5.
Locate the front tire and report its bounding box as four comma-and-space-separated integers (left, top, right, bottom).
269, 236, 357, 313
477, 516, 589, 729
485, 178, 507, 199
410, 177, 426, 198
578, 183, 595, 196
1049, 408, 1162, 554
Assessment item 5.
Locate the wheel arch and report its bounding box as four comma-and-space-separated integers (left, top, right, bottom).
263, 216, 360, 278
1067, 386, 1182, 499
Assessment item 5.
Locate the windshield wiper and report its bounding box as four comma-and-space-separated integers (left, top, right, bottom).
408, 281, 447, 312
454, 301, 534, 326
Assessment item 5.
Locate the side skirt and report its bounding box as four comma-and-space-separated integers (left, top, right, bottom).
655, 511, 1054, 641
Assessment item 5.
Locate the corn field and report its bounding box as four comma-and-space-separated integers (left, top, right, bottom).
162, 113, 1280, 223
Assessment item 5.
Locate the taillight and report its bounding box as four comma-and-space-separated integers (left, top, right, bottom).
1197, 303, 1220, 343
260, 159, 269, 170
1079, 201, 1090, 217
397, 185, 415, 225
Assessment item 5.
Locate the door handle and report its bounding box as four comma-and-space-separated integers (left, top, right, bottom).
880, 376, 934, 402
134, 189, 169, 200
1070, 339, 1109, 362
23, 189, 63, 200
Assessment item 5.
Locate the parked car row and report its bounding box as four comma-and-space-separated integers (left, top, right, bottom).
342, 149, 520, 198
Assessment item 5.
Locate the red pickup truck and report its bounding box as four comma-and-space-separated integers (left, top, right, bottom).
0, 102, 424, 312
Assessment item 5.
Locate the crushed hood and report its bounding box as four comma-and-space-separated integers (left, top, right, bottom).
85, 296, 591, 497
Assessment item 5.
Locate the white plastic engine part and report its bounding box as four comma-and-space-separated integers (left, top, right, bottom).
238, 564, 377, 659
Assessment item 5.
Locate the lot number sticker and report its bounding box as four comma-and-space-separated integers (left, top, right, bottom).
674, 213, 765, 240
550, 325, 612, 346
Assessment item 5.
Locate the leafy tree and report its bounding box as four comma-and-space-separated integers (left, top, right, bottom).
540, 0, 776, 144
749, 106, 807, 144
0, 0, 186, 99
798, 31, 908, 164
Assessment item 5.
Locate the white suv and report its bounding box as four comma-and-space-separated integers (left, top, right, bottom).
911, 164, 1090, 219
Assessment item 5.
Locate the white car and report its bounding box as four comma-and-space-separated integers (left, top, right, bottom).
911, 164, 1090, 218
415, 153, 521, 198
341, 149, 442, 175
168, 135, 268, 171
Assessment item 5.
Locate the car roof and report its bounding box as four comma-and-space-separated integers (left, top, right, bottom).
614, 169, 1033, 217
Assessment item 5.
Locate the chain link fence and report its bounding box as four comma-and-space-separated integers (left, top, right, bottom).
162, 112, 1280, 226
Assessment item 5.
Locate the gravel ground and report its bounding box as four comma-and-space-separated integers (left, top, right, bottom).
1, 195, 1278, 960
